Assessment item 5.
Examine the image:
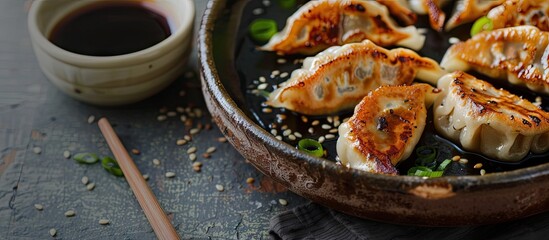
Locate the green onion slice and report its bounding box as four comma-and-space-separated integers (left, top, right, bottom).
428, 171, 444, 178
415, 146, 437, 168
249, 19, 278, 42
408, 166, 432, 176
437, 159, 452, 171
470, 16, 493, 37
101, 157, 124, 177
297, 138, 324, 157
278, 0, 296, 8
73, 153, 99, 164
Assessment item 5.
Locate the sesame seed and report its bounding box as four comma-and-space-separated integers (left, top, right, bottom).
81, 176, 89, 185
271, 129, 278, 135
281, 125, 288, 130
259, 76, 267, 82
329, 128, 338, 133
180, 115, 187, 122
190, 128, 200, 135
167, 111, 177, 117
63, 150, 71, 159
448, 37, 460, 44
176, 139, 187, 146
452, 155, 461, 161
474, 163, 483, 169
33, 147, 41, 154
193, 166, 202, 172
282, 129, 292, 136
257, 83, 268, 90
308, 128, 314, 134
153, 159, 161, 166
318, 136, 325, 143
176, 107, 185, 113
262, 108, 273, 113
288, 135, 296, 141
277, 58, 287, 64
202, 153, 210, 158
142, 174, 149, 180
278, 199, 288, 206
275, 136, 283, 141
277, 114, 287, 120
65, 210, 76, 217
334, 120, 341, 127
327, 116, 333, 123
206, 147, 216, 153
294, 132, 302, 138
311, 120, 320, 126
216, 184, 224, 192
165, 172, 176, 178
252, 8, 264, 15
301, 116, 308, 123
131, 149, 140, 155
217, 137, 227, 143
34, 204, 44, 211
536, 96, 542, 103
87, 183, 95, 191
187, 147, 197, 154
99, 219, 110, 225
480, 169, 486, 176
280, 72, 289, 78
459, 158, 469, 164
157, 115, 167, 121
271, 70, 280, 76
184, 135, 192, 141
189, 153, 197, 161
49, 228, 57, 237
87, 115, 95, 124
193, 162, 203, 168
325, 134, 336, 139
321, 124, 331, 130
262, 0, 271, 7
246, 177, 255, 184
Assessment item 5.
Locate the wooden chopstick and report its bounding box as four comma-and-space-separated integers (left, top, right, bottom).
98, 118, 180, 240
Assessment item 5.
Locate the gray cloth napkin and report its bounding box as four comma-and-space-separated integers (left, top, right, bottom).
268, 203, 526, 240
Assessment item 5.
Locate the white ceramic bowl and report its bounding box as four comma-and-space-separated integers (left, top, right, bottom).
28, 0, 195, 105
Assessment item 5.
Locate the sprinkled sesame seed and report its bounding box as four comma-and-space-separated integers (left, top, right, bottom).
65, 210, 76, 217
34, 204, 44, 211
176, 107, 185, 113
480, 169, 486, 176
153, 159, 161, 166
49, 228, 57, 237
81, 176, 89, 185
452, 155, 461, 161
165, 172, 176, 178
278, 199, 288, 206
216, 184, 224, 192
246, 177, 255, 184
87, 115, 96, 124
262, 108, 273, 113
257, 83, 268, 90
176, 139, 187, 146
142, 174, 149, 180
184, 135, 192, 141
189, 153, 197, 161
281, 125, 288, 130
325, 134, 336, 139
280, 72, 289, 78
217, 137, 227, 143
157, 115, 167, 121
311, 120, 320, 126
131, 149, 140, 155
474, 163, 483, 169
99, 219, 110, 225
318, 136, 325, 143
33, 147, 42, 154
205, 147, 216, 154
288, 135, 296, 141
180, 115, 187, 122
193, 162, 203, 168
283, 129, 292, 136
308, 128, 314, 134
63, 150, 71, 159
327, 116, 333, 123
86, 183, 95, 191
277, 58, 287, 64
334, 120, 341, 127
321, 124, 331, 130
167, 111, 177, 117
190, 128, 200, 135
271, 70, 280, 76
203, 152, 211, 158
252, 8, 264, 15
262, 0, 271, 7
259, 76, 267, 82
294, 132, 302, 138
301, 116, 308, 123
329, 128, 338, 133
459, 158, 469, 164
271, 129, 278, 135
536, 96, 542, 102
276, 136, 283, 141
448, 37, 460, 44
187, 147, 197, 154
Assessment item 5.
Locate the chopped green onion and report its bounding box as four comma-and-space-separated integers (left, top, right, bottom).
437, 159, 452, 171
415, 146, 437, 168
73, 153, 99, 164
101, 157, 124, 177
249, 19, 278, 42
428, 171, 444, 177
257, 90, 271, 98
470, 16, 493, 37
297, 138, 324, 157
277, 0, 296, 8
408, 166, 432, 176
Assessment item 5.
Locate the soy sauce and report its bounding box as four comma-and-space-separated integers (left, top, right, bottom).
49, 2, 171, 56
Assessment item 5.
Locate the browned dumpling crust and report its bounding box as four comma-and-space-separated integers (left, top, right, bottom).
337, 84, 440, 174
487, 0, 549, 31
409, 0, 449, 31
441, 26, 549, 95
267, 40, 446, 115
376, 0, 417, 26
260, 0, 425, 55
445, 0, 505, 31
434, 71, 549, 161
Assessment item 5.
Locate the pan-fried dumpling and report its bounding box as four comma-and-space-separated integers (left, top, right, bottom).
266, 40, 446, 115
434, 71, 549, 162
409, 0, 450, 31
445, 0, 504, 31
337, 84, 440, 174
376, 0, 417, 25
440, 26, 549, 95
260, 0, 426, 55
486, 0, 549, 31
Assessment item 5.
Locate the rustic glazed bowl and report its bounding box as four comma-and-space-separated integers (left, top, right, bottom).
199, 0, 549, 226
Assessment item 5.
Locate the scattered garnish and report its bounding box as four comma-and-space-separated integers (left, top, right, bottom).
415, 146, 437, 169
249, 18, 278, 42
297, 138, 324, 157
73, 153, 99, 164
101, 157, 124, 177
277, 0, 296, 9
470, 16, 493, 37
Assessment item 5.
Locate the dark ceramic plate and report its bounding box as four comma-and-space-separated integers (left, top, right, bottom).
199, 0, 549, 226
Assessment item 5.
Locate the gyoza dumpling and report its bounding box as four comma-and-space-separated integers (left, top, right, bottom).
409, 0, 450, 31
441, 26, 549, 95
260, 0, 426, 55
266, 40, 446, 115
445, 0, 504, 31
376, 0, 417, 25
486, 0, 549, 31
434, 71, 549, 161
337, 84, 440, 174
